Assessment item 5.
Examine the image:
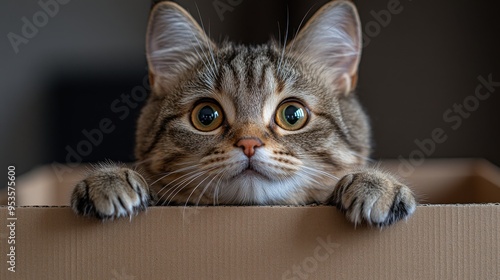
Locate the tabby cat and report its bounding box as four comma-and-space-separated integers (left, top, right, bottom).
71, 0, 416, 227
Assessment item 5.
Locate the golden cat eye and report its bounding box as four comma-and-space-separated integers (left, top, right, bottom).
275, 101, 309, 131
191, 101, 224, 132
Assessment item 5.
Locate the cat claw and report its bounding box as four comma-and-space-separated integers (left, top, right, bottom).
71, 168, 151, 220
330, 171, 417, 227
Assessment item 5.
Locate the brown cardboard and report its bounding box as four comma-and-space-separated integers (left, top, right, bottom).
1, 159, 500, 279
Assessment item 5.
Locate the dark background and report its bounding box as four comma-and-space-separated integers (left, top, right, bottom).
1, 0, 499, 178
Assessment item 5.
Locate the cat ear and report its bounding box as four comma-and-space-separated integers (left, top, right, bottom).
146, 2, 215, 86
287, 1, 362, 94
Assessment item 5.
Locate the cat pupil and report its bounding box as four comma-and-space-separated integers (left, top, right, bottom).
284, 105, 303, 125
198, 106, 218, 126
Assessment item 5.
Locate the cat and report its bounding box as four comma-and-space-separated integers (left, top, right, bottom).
71, 0, 416, 227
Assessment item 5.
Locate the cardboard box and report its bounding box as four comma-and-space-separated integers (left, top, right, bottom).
1, 159, 499, 279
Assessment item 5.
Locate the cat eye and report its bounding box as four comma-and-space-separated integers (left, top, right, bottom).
191, 101, 224, 132
275, 101, 309, 131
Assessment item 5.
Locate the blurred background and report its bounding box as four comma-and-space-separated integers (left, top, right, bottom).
1, 0, 499, 179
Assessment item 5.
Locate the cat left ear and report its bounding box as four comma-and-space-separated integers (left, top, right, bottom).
146, 2, 215, 87
287, 1, 362, 94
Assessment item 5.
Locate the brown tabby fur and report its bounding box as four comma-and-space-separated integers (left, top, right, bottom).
71, 0, 416, 227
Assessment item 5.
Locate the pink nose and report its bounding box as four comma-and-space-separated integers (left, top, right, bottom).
236, 138, 263, 157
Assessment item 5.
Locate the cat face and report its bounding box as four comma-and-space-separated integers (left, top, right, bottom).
135, 1, 370, 205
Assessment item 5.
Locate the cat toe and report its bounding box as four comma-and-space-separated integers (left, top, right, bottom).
71, 168, 150, 220
331, 172, 416, 227
371, 184, 416, 227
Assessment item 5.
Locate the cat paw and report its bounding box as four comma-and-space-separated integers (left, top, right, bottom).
330, 170, 416, 227
71, 167, 152, 220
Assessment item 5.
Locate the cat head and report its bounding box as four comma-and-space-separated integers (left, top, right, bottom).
136, 0, 370, 205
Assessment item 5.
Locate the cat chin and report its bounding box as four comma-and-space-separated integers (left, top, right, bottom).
218, 174, 306, 205
236, 169, 268, 181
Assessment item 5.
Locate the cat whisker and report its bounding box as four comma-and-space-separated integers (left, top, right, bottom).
156, 167, 206, 204
285, 3, 317, 56
194, 169, 225, 207
213, 169, 228, 206
277, 6, 289, 77
150, 164, 202, 186
162, 165, 221, 206
195, 3, 218, 75
297, 169, 324, 186
178, 15, 216, 81
180, 169, 224, 225
165, 168, 214, 206
134, 157, 200, 186
193, 43, 216, 80
180, 168, 223, 220
190, 42, 217, 81
277, 21, 281, 53
159, 172, 206, 205
300, 165, 339, 181
184, 169, 219, 208
180, 171, 218, 220
276, 3, 315, 81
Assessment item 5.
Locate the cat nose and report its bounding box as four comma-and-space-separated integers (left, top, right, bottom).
235, 138, 263, 158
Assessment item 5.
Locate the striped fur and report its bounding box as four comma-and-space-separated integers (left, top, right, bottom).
71, 0, 416, 226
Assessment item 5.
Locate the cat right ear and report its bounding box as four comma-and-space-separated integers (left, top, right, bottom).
146, 2, 215, 87
287, 1, 362, 94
